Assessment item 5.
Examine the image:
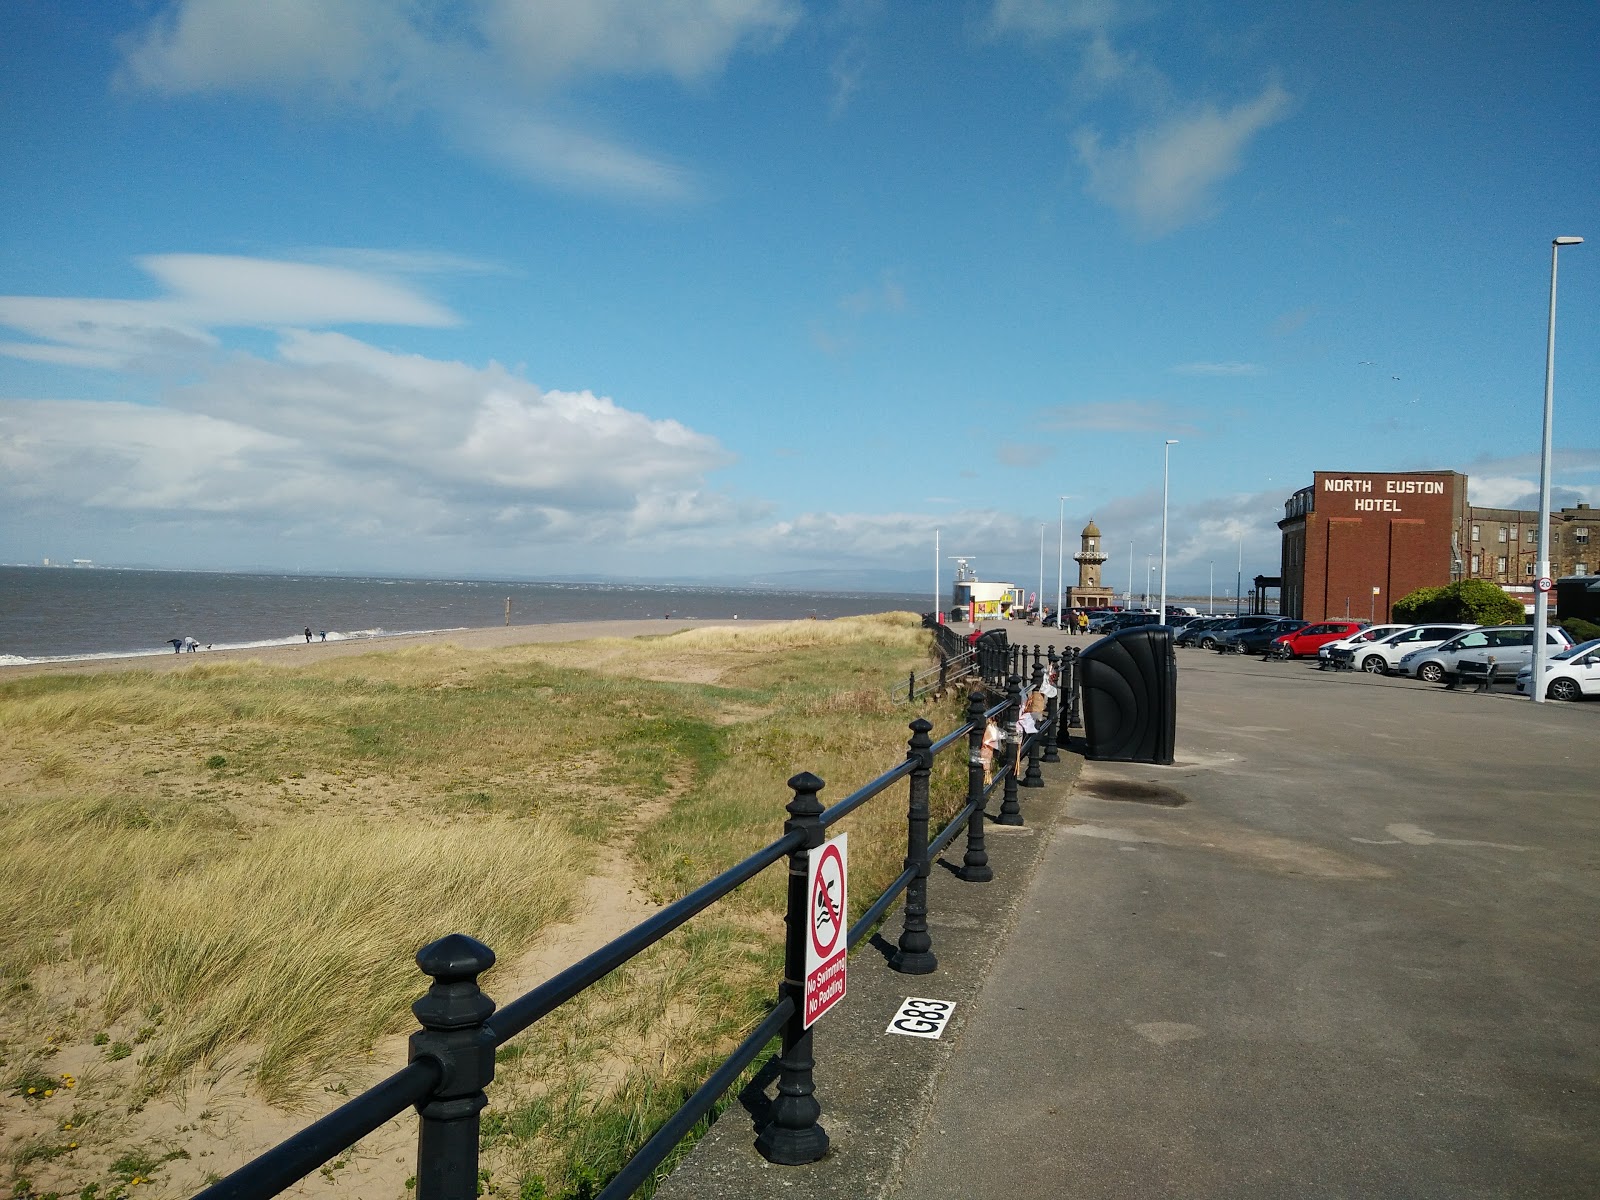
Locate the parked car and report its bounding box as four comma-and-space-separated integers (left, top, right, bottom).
1515, 638, 1600, 701
1217, 619, 1306, 655
1191, 615, 1280, 650
1174, 616, 1232, 647
1317, 623, 1410, 664
1270, 619, 1369, 659
1351, 623, 1478, 675
1396, 625, 1575, 684
1090, 610, 1157, 634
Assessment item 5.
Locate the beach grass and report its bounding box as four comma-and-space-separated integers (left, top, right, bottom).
0, 611, 969, 1199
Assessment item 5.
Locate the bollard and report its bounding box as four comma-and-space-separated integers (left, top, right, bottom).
755, 773, 830, 1164
1065, 648, 1081, 730
957, 689, 993, 882
891, 719, 937, 974
1022, 659, 1045, 788
995, 675, 1025, 826
410, 935, 498, 1200
1043, 647, 1061, 764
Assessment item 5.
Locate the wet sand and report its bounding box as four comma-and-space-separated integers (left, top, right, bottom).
0, 618, 782, 680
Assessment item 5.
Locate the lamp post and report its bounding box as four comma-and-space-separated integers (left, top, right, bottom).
1144, 556, 1153, 606
1209, 560, 1214, 615
1159, 439, 1178, 622
1126, 541, 1133, 607
1038, 524, 1045, 621
1236, 537, 1243, 616
1057, 496, 1067, 629
1532, 235, 1584, 703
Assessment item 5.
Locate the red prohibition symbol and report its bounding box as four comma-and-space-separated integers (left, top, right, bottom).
810, 842, 845, 958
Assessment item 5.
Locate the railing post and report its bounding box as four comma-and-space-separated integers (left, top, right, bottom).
957, 689, 993, 882
1065, 647, 1081, 730
938, 654, 948, 696
891, 718, 937, 975
1043, 647, 1061, 763
410, 934, 498, 1200
1022, 659, 1045, 788
755, 772, 830, 1165
908, 669, 916, 701
996, 675, 1025, 826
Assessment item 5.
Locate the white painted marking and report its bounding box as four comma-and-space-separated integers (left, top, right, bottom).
887, 997, 956, 1039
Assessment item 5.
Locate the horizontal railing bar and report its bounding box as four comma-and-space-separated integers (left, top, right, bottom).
593, 997, 796, 1200
488, 828, 805, 1043
192, 1059, 440, 1200
818, 757, 917, 827
928, 724, 971, 755
848, 861, 917, 948
927, 799, 978, 860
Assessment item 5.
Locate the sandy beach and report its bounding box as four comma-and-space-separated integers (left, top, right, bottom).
0, 618, 784, 680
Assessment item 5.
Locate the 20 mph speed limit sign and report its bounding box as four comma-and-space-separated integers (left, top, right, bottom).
1536, 576, 1555, 593
803, 833, 848, 1027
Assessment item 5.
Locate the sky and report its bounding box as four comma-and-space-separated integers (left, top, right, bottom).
1, 0, 1596, 598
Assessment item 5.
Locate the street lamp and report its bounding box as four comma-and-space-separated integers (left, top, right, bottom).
1236, 537, 1243, 616
1057, 496, 1067, 629
1144, 554, 1152, 605
1038, 523, 1045, 622
1159, 439, 1178, 622
1532, 235, 1583, 703
1209, 560, 1214, 615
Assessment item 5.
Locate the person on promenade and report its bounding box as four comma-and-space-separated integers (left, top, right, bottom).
1077, 611, 1089, 635
304, 627, 313, 643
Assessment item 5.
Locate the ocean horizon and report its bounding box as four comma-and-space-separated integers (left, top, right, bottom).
0, 565, 934, 666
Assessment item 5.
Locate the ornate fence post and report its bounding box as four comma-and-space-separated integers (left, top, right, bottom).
957, 688, 993, 882
995, 675, 1025, 826
1066, 647, 1081, 730
755, 773, 830, 1165
891, 718, 937, 975
1043, 647, 1061, 763
410, 935, 498, 1200
1022, 659, 1045, 789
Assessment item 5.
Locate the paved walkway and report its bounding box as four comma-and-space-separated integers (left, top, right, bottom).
890, 649, 1599, 1198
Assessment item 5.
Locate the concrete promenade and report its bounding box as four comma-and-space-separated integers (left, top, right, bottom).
891, 645, 1599, 1198
659, 637, 1597, 1198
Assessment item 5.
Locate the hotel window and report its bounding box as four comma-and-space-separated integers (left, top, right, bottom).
1471, 524, 1480, 541
1525, 563, 1535, 576
1470, 554, 1480, 572
1526, 528, 1536, 543
1578, 563, 1590, 576
1496, 556, 1507, 573
1577, 527, 1590, 544
1497, 527, 1507, 542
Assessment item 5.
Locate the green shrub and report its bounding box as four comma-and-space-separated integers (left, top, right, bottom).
1559, 616, 1600, 643
1393, 579, 1524, 625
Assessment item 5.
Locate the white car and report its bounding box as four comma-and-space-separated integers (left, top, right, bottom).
1397, 625, 1574, 684
1317, 623, 1410, 663
1352, 623, 1478, 675
1515, 638, 1600, 701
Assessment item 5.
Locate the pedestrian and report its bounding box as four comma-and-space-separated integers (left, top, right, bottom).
1077, 611, 1089, 636
304, 627, 313, 643
184, 636, 199, 653
168, 638, 183, 654
319, 630, 327, 642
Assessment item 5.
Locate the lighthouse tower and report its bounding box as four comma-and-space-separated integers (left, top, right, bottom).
1069, 519, 1115, 610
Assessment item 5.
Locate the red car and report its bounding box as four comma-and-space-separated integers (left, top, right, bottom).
1271, 620, 1369, 659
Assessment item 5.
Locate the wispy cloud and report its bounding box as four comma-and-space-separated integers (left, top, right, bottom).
1037, 399, 1200, 435
117, 0, 799, 199
0, 255, 458, 370
1074, 84, 1292, 236
996, 441, 1056, 468
1169, 361, 1265, 377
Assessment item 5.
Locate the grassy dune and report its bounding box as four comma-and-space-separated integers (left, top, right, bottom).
0, 613, 968, 1199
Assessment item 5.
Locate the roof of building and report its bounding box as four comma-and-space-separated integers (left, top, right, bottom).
1081, 519, 1101, 537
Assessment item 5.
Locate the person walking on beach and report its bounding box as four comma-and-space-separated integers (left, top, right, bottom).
319, 630, 327, 642
304, 627, 313, 643
184, 636, 200, 653
168, 638, 183, 654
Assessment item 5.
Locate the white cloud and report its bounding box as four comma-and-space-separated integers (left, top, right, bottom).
996, 441, 1055, 468
118, 0, 800, 198
988, 0, 1119, 39
1075, 84, 1292, 235
0, 256, 457, 370
0, 331, 738, 551
1169, 361, 1265, 377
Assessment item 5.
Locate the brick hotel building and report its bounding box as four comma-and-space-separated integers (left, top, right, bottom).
1278, 470, 1595, 622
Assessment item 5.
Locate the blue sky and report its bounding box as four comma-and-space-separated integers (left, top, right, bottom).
2, 1, 1596, 596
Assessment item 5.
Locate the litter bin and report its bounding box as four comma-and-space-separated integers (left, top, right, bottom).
1077, 625, 1176, 764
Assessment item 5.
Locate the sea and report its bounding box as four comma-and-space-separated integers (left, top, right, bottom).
0, 567, 934, 667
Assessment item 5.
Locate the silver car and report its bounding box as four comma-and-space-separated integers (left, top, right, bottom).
1396, 625, 1574, 684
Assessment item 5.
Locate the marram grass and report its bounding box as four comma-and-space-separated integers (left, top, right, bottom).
0, 612, 965, 1198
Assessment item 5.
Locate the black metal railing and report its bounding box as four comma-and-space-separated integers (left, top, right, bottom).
193, 652, 1080, 1200
890, 648, 977, 702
